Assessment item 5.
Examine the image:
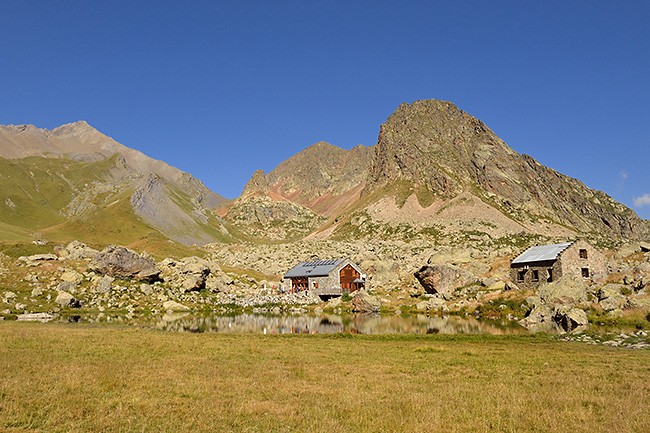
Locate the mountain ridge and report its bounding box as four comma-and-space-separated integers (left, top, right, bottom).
0, 121, 229, 246
229, 99, 649, 244
0, 121, 225, 209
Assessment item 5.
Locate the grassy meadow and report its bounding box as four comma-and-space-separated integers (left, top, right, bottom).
1, 322, 649, 433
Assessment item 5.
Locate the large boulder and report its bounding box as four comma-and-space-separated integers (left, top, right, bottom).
598, 284, 628, 311
553, 306, 589, 332
55, 291, 81, 308
65, 241, 99, 260
518, 305, 553, 327
94, 275, 114, 294
160, 256, 226, 292
90, 245, 161, 282
519, 304, 588, 332
60, 270, 83, 285
19, 254, 58, 264
536, 275, 589, 307
414, 264, 478, 296
352, 291, 381, 313
326, 296, 342, 309
178, 257, 211, 292
418, 297, 447, 312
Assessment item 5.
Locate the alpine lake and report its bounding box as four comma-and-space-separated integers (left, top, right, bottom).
52, 311, 540, 335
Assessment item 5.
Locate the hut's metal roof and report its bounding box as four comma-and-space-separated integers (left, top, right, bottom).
511, 242, 573, 265
284, 259, 346, 278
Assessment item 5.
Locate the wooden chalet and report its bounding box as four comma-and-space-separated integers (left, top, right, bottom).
283, 259, 366, 296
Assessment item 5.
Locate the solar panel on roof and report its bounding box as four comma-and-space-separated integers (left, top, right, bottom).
284, 258, 348, 278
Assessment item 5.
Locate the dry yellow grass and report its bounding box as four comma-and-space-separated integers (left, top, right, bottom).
1, 322, 649, 432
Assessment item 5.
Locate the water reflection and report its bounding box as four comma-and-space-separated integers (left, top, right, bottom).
57, 312, 529, 335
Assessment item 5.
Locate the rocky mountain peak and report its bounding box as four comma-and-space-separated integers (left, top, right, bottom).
358, 99, 648, 239
241, 169, 270, 199
364, 99, 516, 196
52, 120, 94, 135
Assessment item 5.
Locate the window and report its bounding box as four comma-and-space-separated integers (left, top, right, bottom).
579, 249, 588, 259
517, 270, 526, 281
547, 270, 553, 282
313, 282, 318, 289
532, 270, 539, 281
581, 268, 590, 278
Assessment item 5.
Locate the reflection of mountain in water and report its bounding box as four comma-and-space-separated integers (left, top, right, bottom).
57, 313, 528, 335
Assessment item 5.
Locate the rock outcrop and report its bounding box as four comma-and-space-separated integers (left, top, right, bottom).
55, 291, 81, 308
352, 291, 381, 313
414, 264, 478, 297
363, 99, 649, 240
90, 246, 161, 282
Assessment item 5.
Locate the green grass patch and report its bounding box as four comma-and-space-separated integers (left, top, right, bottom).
1, 323, 649, 432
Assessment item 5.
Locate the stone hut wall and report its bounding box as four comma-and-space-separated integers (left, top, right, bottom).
557, 239, 607, 283
310, 275, 334, 291
510, 260, 560, 290
510, 240, 607, 290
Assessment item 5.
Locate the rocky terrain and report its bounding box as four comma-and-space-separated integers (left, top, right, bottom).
1, 99, 650, 343
1, 238, 648, 341
217, 142, 373, 241
226, 100, 650, 244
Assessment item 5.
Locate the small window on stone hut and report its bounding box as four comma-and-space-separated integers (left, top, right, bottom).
579, 249, 588, 259
547, 270, 553, 282
581, 268, 590, 278
313, 282, 318, 289
532, 270, 539, 281
517, 270, 526, 281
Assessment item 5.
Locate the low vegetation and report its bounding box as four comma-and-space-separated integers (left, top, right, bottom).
1, 322, 649, 433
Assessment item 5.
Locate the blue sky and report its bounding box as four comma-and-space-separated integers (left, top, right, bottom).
2, 1, 649, 218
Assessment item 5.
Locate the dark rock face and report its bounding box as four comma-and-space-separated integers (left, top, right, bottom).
90, 246, 161, 282
414, 264, 478, 296
363, 99, 649, 239
553, 307, 589, 332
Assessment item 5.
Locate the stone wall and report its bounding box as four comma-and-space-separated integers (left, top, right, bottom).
309, 275, 331, 292
558, 239, 607, 283
510, 240, 607, 290
510, 260, 559, 290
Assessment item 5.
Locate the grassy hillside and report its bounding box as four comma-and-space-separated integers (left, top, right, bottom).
0, 154, 232, 250
0, 155, 126, 231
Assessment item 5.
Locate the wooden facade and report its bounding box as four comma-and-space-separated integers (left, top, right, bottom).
283, 259, 367, 296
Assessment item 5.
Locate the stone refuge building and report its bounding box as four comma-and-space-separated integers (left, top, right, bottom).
283, 259, 366, 296
510, 240, 607, 290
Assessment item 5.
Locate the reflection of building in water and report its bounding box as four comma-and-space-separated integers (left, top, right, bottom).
152, 313, 346, 334
55, 313, 530, 335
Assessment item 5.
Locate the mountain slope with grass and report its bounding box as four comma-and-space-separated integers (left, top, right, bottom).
0, 123, 230, 246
